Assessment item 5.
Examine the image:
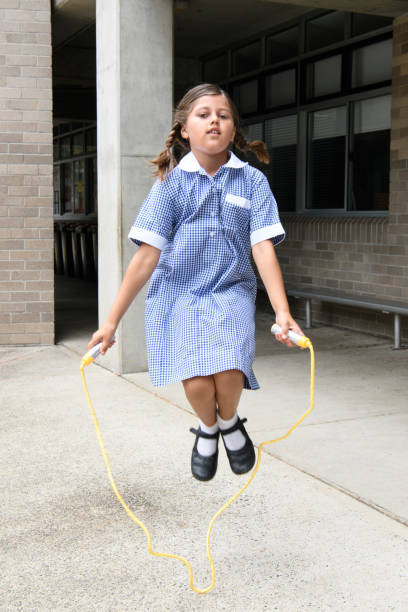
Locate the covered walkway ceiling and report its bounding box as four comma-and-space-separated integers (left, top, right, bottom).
52, 0, 407, 51
260, 0, 408, 18
51, 0, 407, 102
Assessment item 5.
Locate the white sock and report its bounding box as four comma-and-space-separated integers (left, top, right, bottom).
217, 413, 246, 451
197, 420, 219, 457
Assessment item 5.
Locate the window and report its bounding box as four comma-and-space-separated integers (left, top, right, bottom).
352, 39, 392, 88
72, 132, 84, 156
204, 53, 229, 82
351, 96, 391, 211
53, 122, 97, 217
352, 13, 393, 37
306, 12, 345, 51
233, 41, 261, 75
60, 136, 71, 159
59, 123, 72, 135
63, 163, 73, 213
232, 80, 258, 115
73, 160, 85, 214
265, 115, 297, 212
199, 10, 392, 214
53, 140, 59, 162
86, 127, 97, 154
265, 69, 296, 108
308, 106, 346, 209
240, 123, 264, 170
266, 27, 299, 64
89, 158, 98, 213
53, 166, 61, 215
307, 54, 342, 98
244, 123, 263, 142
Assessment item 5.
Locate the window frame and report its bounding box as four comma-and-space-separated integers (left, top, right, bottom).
200, 10, 393, 217
53, 121, 97, 219
264, 64, 298, 111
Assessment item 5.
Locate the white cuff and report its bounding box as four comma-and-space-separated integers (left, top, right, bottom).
128, 227, 168, 250
250, 223, 285, 247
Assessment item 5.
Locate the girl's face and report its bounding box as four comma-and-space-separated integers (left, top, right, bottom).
180, 95, 236, 159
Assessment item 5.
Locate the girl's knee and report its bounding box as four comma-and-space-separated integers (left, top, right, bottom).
182, 375, 215, 402
214, 369, 244, 389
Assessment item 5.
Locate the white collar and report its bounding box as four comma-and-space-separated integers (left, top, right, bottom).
178, 150, 247, 172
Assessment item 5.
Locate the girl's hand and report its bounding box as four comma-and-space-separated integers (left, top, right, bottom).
274, 312, 304, 348
87, 322, 117, 355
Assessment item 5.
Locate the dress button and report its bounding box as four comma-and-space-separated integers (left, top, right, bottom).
210, 231, 215, 237
211, 211, 215, 216
212, 187, 217, 194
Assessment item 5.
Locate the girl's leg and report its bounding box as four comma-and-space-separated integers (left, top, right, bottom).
183, 375, 218, 455
214, 369, 255, 474
214, 369, 246, 450
183, 375, 219, 481
213, 369, 244, 420
182, 375, 217, 426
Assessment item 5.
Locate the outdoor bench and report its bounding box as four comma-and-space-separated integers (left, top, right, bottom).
286, 288, 408, 349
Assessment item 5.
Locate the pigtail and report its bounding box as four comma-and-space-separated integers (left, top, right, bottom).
234, 129, 270, 165
150, 122, 189, 181
149, 123, 178, 181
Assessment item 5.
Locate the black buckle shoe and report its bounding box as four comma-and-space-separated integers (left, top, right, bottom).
189, 427, 219, 482
220, 417, 255, 475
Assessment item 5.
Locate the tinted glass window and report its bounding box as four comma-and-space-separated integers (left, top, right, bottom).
351, 96, 391, 211
60, 136, 71, 159
239, 123, 264, 170
243, 123, 263, 142
266, 27, 299, 64
307, 54, 342, 98
53, 166, 60, 215
73, 159, 85, 214
233, 41, 261, 75
86, 128, 97, 154
63, 163, 73, 213
352, 13, 393, 37
232, 80, 258, 114
72, 132, 84, 156
352, 39, 392, 87
265, 115, 297, 212
308, 106, 346, 209
204, 53, 229, 82
265, 69, 296, 108
307, 12, 345, 51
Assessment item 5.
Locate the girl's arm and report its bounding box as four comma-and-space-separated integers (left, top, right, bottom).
252, 239, 303, 347
87, 243, 161, 354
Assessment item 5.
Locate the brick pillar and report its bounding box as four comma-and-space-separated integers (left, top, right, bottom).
389, 14, 408, 302
0, 0, 53, 345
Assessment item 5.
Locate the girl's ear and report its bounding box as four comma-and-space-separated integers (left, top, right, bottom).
180, 125, 188, 140
231, 126, 236, 144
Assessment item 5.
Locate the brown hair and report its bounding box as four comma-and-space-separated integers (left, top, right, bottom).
150, 83, 270, 180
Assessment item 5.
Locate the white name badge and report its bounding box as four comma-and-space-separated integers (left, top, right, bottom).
225, 193, 251, 209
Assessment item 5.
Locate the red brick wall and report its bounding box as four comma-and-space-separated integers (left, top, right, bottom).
0, 0, 53, 345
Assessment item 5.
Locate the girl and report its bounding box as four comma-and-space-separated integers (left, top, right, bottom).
87, 83, 303, 482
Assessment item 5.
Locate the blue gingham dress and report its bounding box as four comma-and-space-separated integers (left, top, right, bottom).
128, 151, 285, 389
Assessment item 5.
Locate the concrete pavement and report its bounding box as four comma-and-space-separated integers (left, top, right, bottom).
2, 295, 408, 610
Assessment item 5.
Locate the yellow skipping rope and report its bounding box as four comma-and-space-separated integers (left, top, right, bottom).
79, 324, 315, 594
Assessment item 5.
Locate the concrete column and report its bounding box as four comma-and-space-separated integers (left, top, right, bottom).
96, 0, 173, 373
